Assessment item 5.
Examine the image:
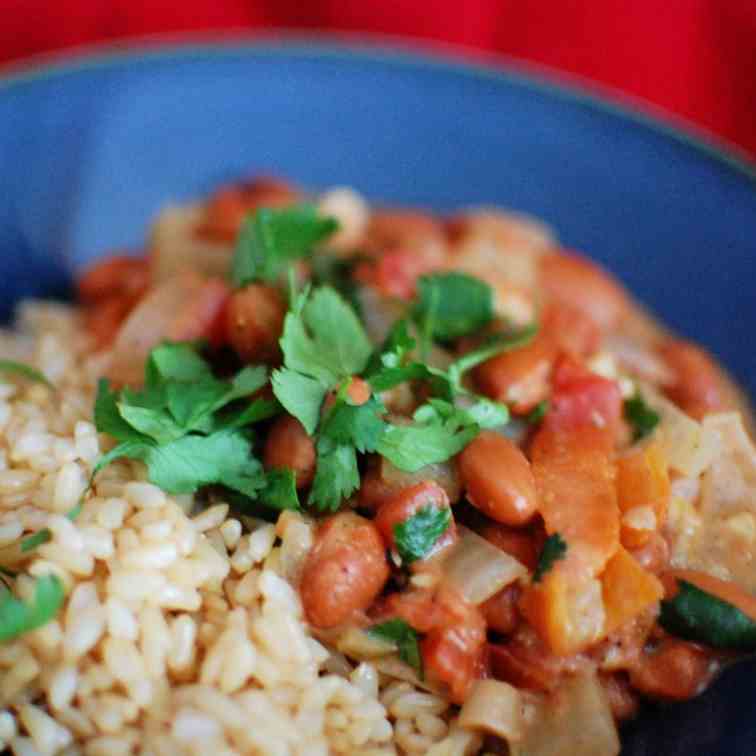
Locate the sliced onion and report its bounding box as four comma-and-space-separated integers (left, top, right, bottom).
459, 679, 524, 743
639, 384, 720, 477
335, 627, 396, 661
149, 204, 233, 283
672, 412, 756, 592
510, 672, 620, 756
441, 527, 527, 605
107, 271, 226, 386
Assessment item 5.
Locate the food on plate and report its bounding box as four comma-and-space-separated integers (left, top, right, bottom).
0, 176, 753, 755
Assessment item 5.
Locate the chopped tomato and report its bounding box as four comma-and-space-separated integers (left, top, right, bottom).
541, 301, 602, 358
543, 356, 623, 443
488, 625, 581, 692
353, 245, 445, 300
377, 585, 486, 702
479, 522, 541, 572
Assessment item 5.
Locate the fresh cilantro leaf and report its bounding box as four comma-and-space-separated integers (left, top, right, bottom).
364, 318, 416, 377
376, 420, 478, 473
394, 505, 451, 564
319, 396, 386, 453
90, 440, 149, 480
310, 254, 364, 317
116, 401, 184, 445
94, 379, 151, 444
368, 619, 423, 678
0, 575, 64, 643
533, 533, 568, 582
146, 342, 214, 384
0, 360, 53, 389
215, 398, 280, 431
231, 204, 339, 287
416, 397, 509, 430
624, 392, 660, 442
271, 368, 327, 435
280, 286, 373, 386
308, 440, 360, 511
414, 273, 493, 342
660, 580, 756, 650
367, 363, 433, 394
139, 429, 266, 497
259, 468, 301, 511
526, 400, 550, 425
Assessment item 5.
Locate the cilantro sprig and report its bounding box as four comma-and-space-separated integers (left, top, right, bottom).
231, 204, 339, 287
0, 360, 53, 389
414, 273, 494, 343
92, 342, 292, 507
368, 619, 424, 678
624, 392, 660, 442
533, 533, 568, 582
0, 575, 64, 643
660, 580, 756, 650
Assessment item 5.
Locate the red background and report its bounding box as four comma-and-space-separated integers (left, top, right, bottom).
3, 0, 756, 160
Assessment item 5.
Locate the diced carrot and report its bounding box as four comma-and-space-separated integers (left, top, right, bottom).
519, 568, 606, 656
616, 441, 670, 548
601, 547, 663, 636
663, 569, 756, 622
531, 426, 620, 575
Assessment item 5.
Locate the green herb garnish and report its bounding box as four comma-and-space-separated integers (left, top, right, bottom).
526, 400, 550, 425
368, 618, 424, 678
394, 505, 452, 564
413, 273, 494, 342
0, 575, 64, 643
533, 533, 568, 583
0, 360, 53, 389
660, 579, 756, 650
231, 204, 338, 287
624, 392, 660, 442
91, 342, 286, 504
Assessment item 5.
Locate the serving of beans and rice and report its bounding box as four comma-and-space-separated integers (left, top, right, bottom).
0, 176, 754, 756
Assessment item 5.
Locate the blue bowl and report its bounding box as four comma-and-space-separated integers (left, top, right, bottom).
0, 38, 754, 754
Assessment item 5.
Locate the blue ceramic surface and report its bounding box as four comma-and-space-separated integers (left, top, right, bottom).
0, 40, 754, 755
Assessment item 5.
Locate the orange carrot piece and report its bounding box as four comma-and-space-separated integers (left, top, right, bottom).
601, 547, 663, 635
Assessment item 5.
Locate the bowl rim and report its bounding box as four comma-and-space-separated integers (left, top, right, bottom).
1, 29, 754, 183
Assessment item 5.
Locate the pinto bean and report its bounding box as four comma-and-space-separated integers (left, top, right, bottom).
540, 250, 629, 333
629, 639, 716, 701
658, 339, 728, 419
225, 283, 286, 363
263, 415, 316, 489
196, 177, 301, 242
458, 433, 538, 526
474, 332, 555, 414
300, 512, 390, 629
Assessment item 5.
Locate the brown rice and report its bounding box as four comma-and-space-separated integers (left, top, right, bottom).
0, 302, 479, 755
